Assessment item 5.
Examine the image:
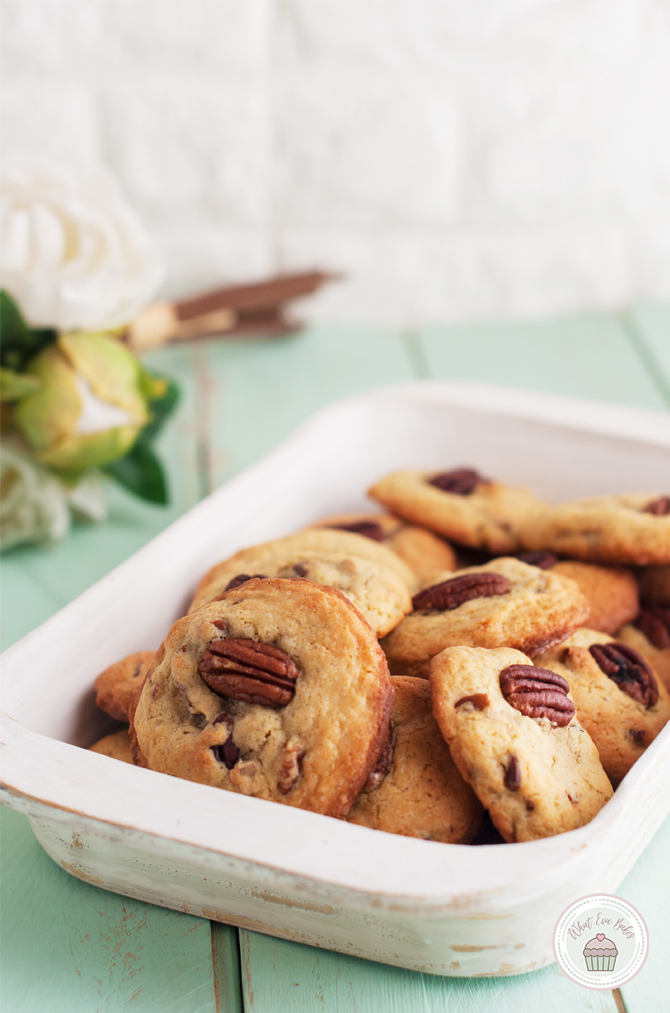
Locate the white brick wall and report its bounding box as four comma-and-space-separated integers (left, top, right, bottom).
2, 0, 669, 326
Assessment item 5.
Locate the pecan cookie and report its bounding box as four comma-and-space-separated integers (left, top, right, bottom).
430, 646, 613, 842
94, 651, 155, 722
534, 628, 670, 784
616, 617, 670, 693
368, 468, 544, 555
380, 557, 589, 677
89, 729, 134, 765
311, 512, 456, 581
520, 494, 670, 565
347, 676, 483, 843
132, 579, 393, 818
188, 548, 411, 637
638, 564, 670, 607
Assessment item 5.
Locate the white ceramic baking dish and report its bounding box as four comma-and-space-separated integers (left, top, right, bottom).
2, 381, 670, 977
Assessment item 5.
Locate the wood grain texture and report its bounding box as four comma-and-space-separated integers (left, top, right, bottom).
0, 344, 202, 652
238, 930, 618, 1012
0, 807, 217, 1013
419, 313, 668, 409
617, 814, 670, 1013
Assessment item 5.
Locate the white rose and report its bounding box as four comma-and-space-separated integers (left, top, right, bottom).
0, 153, 163, 331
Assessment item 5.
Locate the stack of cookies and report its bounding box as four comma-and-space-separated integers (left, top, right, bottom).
89, 468, 670, 846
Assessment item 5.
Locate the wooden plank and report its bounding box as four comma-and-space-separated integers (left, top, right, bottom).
617, 814, 670, 1013
238, 930, 617, 1013
211, 923, 244, 1013
624, 304, 670, 408
200, 325, 415, 489
0, 807, 218, 1013
419, 313, 667, 410
0, 344, 202, 652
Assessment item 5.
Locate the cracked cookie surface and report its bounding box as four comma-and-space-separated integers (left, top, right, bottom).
133, 578, 393, 818
381, 557, 589, 677
521, 494, 670, 565
535, 628, 670, 784
188, 547, 411, 637
429, 646, 612, 842
347, 676, 483, 843
368, 469, 543, 555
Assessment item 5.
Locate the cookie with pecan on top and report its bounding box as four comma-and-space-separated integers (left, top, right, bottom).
534, 628, 670, 784
520, 494, 670, 565
380, 557, 589, 677
347, 676, 483, 843
429, 646, 612, 842
132, 578, 393, 818
368, 468, 544, 555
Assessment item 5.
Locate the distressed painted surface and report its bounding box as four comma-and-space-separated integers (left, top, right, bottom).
238, 930, 620, 1012
1, 314, 668, 1011
0, 807, 217, 1013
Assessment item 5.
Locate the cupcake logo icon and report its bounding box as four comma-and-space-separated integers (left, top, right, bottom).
583, 932, 618, 972
554, 895, 648, 990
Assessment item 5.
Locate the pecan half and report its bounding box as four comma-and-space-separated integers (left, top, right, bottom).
364, 727, 394, 791
503, 754, 520, 791
589, 642, 658, 708
429, 468, 489, 495
455, 692, 490, 711
515, 550, 558, 570
634, 605, 670, 650
328, 520, 386, 542
499, 664, 575, 726
210, 712, 240, 768
277, 739, 305, 794
199, 638, 299, 709
412, 572, 511, 611
223, 573, 268, 592
644, 496, 670, 516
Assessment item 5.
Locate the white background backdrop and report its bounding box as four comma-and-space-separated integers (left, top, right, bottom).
2, 0, 669, 327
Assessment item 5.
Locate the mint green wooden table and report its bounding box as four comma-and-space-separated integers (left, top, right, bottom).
2, 308, 669, 1012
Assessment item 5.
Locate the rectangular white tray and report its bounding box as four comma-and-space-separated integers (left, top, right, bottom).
2, 381, 670, 977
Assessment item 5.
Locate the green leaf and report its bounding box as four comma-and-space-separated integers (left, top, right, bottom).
141, 375, 180, 442
104, 440, 168, 504
0, 290, 57, 371
0, 366, 42, 402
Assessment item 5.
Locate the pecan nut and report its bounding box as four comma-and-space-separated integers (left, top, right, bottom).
644, 496, 670, 516
412, 572, 511, 611
589, 642, 658, 708
429, 468, 489, 495
223, 573, 268, 592
455, 692, 490, 711
503, 754, 521, 791
199, 637, 299, 709
328, 520, 386, 542
210, 712, 240, 769
277, 739, 305, 794
499, 664, 576, 726
634, 605, 670, 650
515, 550, 558, 570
